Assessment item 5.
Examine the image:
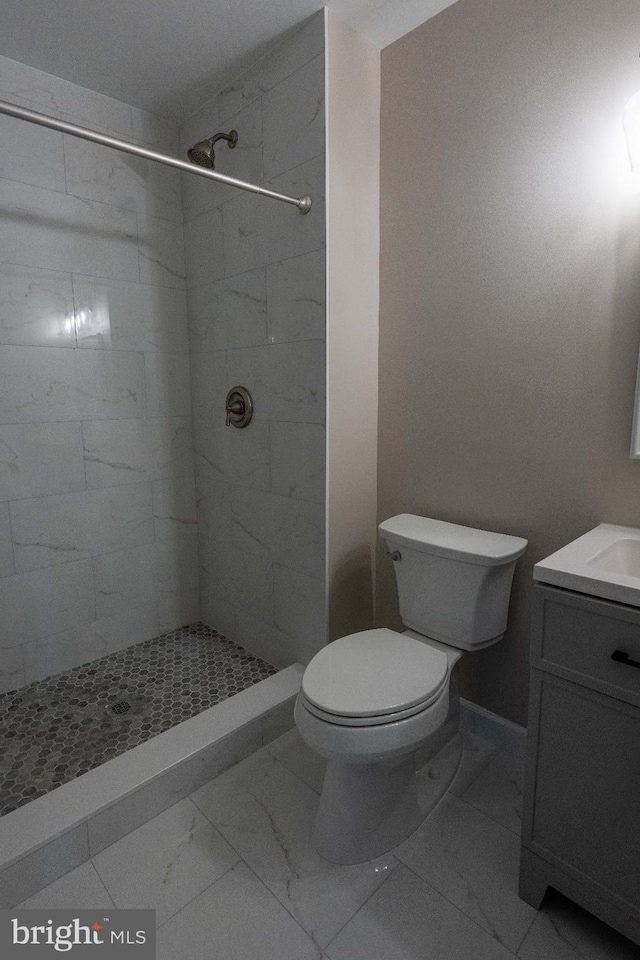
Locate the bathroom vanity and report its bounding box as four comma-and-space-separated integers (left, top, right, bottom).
519, 525, 640, 946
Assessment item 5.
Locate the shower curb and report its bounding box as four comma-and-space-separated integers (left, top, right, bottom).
0, 664, 303, 908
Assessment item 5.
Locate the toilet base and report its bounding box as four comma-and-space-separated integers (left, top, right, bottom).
312, 729, 463, 865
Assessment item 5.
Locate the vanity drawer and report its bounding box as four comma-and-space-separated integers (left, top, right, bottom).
532, 584, 640, 705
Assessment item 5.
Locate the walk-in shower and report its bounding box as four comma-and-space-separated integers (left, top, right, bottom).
0, 9, 326, 905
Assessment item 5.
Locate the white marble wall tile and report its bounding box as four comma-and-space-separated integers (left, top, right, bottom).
188, 349, 227, 429
82, 419, 149, 487
64, 137, 183, 223
146, 417, 194, 480
182, 100, 264, 222
0, 55, 133, 138
222, 154, 324, 277
270, 421, 325, 502
10, 482, 154, 573
92, 542, 156, 619
200, 593, 236, 639
187, 268, 267, 353
183, 207, 225, 288
138, 213, 186, 289
0, 422, 86, 500
227, 340, 325, 423
0, 264, 75, 348
266, 249, 325, 343
0, 346, 145, 424
0, 501, 15, 578
195, 477, 233, 541
154, 535, 200, 600
191, 750, 396, 950
152, 476, 198, 541
0, 179, 138, 280
0, 560, 95, 647
260, 154, 325, 265
92, 537, 199, 620
193, 419, 269, 489
77, 349, 147, 420
92, 797, 239, 927
0, 644, 25, 694
130, 108, 178, 153
231, 486, 325, 579
199, 538, 274, 624
158, 592, 201, 633
73, 277, 189, 354
23, 602, 159, 684
0, 345, 77, 423
0, 97, 65, 193
155, 861, 319, 960
178, 101, 220, 158
233, 609, 298, 669
215, 11, 325, 124
144, 351, 192, 418
273, 565, 325, 660
262, 55, 324, 181
82, 417, 193, 488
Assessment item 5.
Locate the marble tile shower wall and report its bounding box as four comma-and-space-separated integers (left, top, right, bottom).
180, 13, 327, 669
0, 56, 199, 693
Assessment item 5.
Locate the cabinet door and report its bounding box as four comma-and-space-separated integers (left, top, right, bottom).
530, 676, 640, 909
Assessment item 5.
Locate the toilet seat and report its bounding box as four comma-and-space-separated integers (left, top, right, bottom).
301, 629, 449, 728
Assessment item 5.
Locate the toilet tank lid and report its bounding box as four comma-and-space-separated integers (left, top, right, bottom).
379, 515, 528, 566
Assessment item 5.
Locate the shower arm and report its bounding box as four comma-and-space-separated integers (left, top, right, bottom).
0, 98, 312, 214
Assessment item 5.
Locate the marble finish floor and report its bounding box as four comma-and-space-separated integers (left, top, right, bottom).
0, 623, 275, 817
17, 726, 637, 960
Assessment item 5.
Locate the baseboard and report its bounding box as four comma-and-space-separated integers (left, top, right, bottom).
460, 698, 527, 760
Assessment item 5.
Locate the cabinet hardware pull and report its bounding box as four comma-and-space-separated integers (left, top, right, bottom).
611, 649, 640, 670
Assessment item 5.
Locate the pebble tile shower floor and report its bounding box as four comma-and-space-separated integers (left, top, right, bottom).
0, 623, 276, 817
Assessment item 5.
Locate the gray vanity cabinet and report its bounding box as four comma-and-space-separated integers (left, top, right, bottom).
519, 583, 640, 946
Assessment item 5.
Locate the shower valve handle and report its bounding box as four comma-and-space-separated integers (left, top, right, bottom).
225, 386, 253, 428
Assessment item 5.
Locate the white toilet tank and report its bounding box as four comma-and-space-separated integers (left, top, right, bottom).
379, 515, 528, 650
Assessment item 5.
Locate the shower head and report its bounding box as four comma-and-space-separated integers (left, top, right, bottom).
187, 129, 238, 169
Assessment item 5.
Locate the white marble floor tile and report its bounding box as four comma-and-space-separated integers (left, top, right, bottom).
156, 862, 321, 960
448, 730, 500, 796
18, 862, 115, 910
396, 793, 536, 953
517, 891, 639, 960
92, 797, 240, 926
191, 749, 396, 950
459, 751, 524, 835
264, 727, 326, 794
325, 862, 516, 960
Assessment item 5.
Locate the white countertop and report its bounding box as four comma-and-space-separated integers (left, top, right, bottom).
534, 523, 640, 608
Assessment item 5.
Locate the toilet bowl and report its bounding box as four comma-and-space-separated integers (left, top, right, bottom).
295, 515, 527, 864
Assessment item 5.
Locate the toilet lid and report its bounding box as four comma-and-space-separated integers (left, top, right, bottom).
302, 629, 449, 719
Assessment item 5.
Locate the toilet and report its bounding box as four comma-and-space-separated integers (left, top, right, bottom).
295, 514, 527, 864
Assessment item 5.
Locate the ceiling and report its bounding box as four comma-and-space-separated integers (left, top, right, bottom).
0, 0, 458, 118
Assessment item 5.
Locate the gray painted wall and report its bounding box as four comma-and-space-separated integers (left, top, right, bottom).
378, 0, 640, 724
180, 12, 327, 669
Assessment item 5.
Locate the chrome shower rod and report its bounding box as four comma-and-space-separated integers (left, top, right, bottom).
0, 98, 312, 214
